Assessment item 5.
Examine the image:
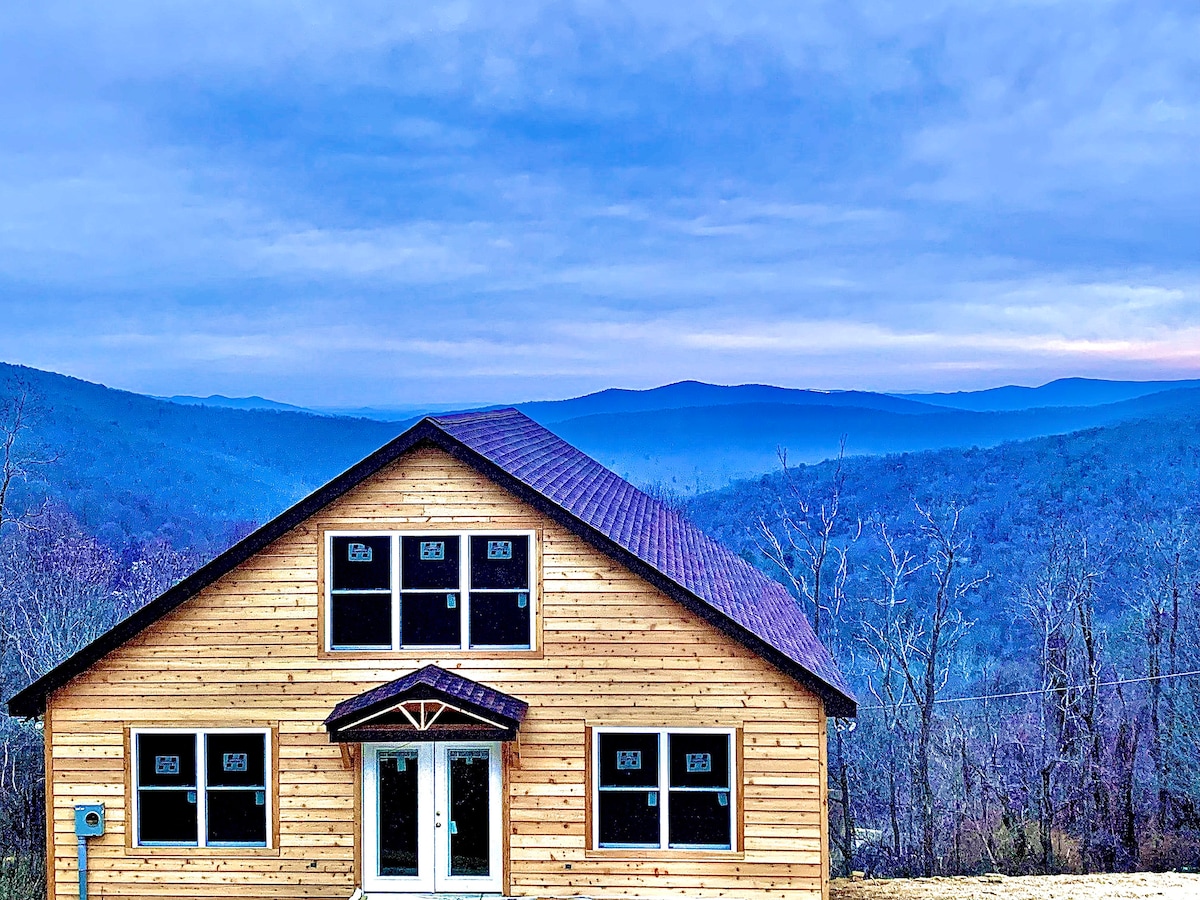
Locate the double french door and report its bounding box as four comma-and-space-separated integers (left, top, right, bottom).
363, 742, 502, 895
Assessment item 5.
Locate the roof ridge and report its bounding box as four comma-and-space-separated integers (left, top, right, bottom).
430, 407, 521, 425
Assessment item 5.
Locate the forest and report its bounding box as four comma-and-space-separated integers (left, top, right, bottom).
1, 376, 1199, 899
688, 415, 1200, 877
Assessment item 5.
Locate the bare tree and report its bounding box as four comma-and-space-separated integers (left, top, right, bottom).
757, 440, 859, 641
863, 503, 984, 876
860, 520, 926, 870
0, 507, 120, 684
1128, 520, 1196, 844
1020, 529, 1083, 873
0, 379, 55, 534
757, 440, 862, 873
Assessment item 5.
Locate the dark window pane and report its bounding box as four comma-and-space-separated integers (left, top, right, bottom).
668, 791, 732, 848
379, 751, 420, 877
330, 593, 392, 648
137, 734, 196, 788
469, 592, 531, 647
598, 791, 660, 847
331, 536, 391, 591
669, 733, 730, 789
138, 789, 198, 844
400, 592, 461, 646
206, 733, 266, 788
401, 536, 460, 590
207, 790, 267, 845
469, 535, 529, 589
448, 749, 491, 877
598, 733, 659, 788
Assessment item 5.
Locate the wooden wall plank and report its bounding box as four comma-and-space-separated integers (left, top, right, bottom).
45, 447, 828, 900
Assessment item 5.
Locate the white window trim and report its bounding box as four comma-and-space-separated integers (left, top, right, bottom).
130, 727, 272, 849
325, 530, 537, 653
591, 726, 737, 852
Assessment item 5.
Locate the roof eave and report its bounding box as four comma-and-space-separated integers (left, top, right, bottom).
5, 420, 448, 718
6, 415, 857, 719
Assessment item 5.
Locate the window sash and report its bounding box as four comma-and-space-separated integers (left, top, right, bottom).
132, 728, 271, 849
326, 531, 535, 652
592, 727, 736, 852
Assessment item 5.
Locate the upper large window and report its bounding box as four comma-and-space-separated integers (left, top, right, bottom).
592, 728, 736, 852
326, 532, 534, 651
132, 729, 271, 848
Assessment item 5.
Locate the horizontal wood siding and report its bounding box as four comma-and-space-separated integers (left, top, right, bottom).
46, 448, 826, 900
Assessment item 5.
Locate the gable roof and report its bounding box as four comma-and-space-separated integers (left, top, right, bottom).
324, 664, 528, 743
7, 409, 856, 718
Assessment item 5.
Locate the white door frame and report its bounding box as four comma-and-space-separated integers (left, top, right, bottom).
362, 741, 503, 895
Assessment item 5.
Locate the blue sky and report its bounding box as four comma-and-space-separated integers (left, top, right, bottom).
0, 2, 1197, 407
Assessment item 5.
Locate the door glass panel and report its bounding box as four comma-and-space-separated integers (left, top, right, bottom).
447, 749, 491, 877
378, 750, 420, 878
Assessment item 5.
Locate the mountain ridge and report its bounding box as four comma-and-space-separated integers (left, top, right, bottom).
3, 361, 1198, 546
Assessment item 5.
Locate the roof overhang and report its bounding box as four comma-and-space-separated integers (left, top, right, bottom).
324, 665, 528, 743
6, 414, 856, 719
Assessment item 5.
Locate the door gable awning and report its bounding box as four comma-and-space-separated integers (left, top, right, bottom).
324, 664, 528, 743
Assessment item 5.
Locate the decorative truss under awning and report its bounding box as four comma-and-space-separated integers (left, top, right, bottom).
323, 664, 528, 743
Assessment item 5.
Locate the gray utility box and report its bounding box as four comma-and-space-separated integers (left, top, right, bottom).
74, 804, 105, 837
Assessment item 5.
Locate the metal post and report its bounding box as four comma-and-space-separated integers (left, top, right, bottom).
77, 835, 88, 900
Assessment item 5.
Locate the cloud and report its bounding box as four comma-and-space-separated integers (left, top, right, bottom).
0, 1, 1198, 402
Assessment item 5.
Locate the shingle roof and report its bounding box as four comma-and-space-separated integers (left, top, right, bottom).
432, 410, 855, 709
7, 407, 855, 718
324, 664, 528, 732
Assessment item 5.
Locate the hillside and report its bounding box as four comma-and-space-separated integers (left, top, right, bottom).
544, 386, 1200, 490
0, 363, 404, 550
5, 362, 1200, 549
902, 376, 1200, 412
687, 411, 1200, 661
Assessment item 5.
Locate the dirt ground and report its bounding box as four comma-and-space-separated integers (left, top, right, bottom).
830, 872, 1200, 900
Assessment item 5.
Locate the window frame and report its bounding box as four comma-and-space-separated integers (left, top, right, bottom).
324, 530, 537, 653
590, 726, 738, 853
130, 727, 273, 849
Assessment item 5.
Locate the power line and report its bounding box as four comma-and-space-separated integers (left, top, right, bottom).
857, 668, 1200, 711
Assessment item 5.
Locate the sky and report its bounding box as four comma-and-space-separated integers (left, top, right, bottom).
0, 1, 1198, 407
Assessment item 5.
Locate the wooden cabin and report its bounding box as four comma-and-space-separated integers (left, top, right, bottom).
8, 409, 856, 900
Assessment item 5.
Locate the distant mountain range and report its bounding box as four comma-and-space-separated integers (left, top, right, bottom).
165, 376, 1200, 421
2, 361, 1198, 546
898, 376, 1200, 412
161, 394, 314, 414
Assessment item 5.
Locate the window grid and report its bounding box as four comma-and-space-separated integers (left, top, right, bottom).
132, 728, 270, 849
592, 727, 736, 853
326, 531, 536, 652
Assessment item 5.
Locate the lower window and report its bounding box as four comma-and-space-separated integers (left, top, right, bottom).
133, 728, 271, 848
593, 728, 735, 851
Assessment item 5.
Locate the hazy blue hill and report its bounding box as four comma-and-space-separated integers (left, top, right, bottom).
4, 361, 1199, 553
163, 394, 317, 414
686, 411, 1200, 659
546, 386, 1200, 491
514, 380, 951, 421
901, 376, 1200, 411
1, 363, 406, 548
